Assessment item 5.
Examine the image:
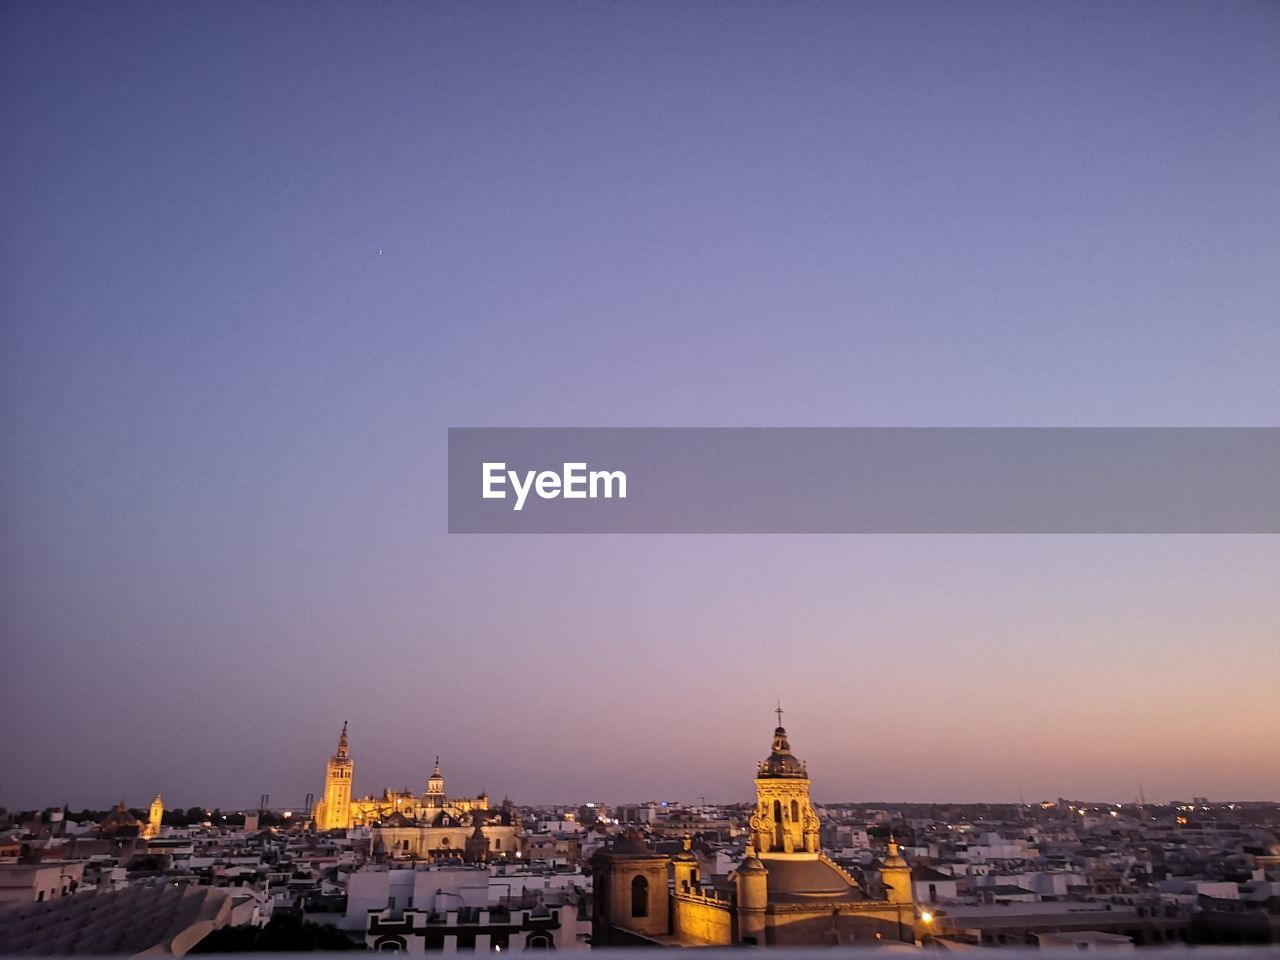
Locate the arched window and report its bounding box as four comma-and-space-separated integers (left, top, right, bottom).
631, 875, 649, 918
790, 800, 799, 822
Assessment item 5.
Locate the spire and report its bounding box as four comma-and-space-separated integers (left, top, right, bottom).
883, 831, 908, 868
336, 721, 349, 758
758, 712, 806, 779
433, 755, 441, 777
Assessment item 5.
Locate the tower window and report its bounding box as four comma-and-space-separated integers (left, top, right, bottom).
631, 875, 649, 918
790, 800, 799, 822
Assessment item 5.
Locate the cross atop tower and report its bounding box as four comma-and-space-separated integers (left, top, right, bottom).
775, 700, 784, 728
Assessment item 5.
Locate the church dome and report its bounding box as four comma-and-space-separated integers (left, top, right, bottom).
760, 857, 859, 899
758, 726, 808, 779
611, 828, 654, 855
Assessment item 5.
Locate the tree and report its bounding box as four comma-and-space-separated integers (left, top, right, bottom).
191, 912, 359, 952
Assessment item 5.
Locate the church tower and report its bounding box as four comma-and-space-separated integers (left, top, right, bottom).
590, 829, 673, 945
314, 721, 354, 831
749, 707, 821, 855
425, 757, 445, 810
143, 794, 164, 839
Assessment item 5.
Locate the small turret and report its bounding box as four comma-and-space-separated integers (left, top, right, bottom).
735, 844, 769, 944
881, 835, 913, 905
464, 822, 490, 864
673, 835, 699, 894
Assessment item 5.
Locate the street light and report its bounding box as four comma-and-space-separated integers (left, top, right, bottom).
916, 909, 936, 945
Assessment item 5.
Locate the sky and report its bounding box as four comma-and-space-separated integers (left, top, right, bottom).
1, 1, 1277, 812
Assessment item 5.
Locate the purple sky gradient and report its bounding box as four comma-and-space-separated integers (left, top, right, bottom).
1, 1, 1277, 811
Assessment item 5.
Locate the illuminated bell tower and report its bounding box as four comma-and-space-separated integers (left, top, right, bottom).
426, 757, 445, 810
749, 707, 821, 855
143, 794, 164, 839
314, 721, 354, 831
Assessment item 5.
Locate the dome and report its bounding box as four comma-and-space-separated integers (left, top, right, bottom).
611, 828, 654, 855
757, 726, 808, 779
759, 857, 860, 900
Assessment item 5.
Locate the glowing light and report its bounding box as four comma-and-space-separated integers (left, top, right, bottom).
920, 912, 934, 923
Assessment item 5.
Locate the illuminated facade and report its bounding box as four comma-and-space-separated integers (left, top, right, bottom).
312, 723, 501, 846
143, 794, 164, 839
592, 718, 917, 947
313, 722, 354, 831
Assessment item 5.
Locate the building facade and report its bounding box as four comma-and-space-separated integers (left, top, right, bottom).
313, 722, 355, 831
142, 794, 164, 840
313, 723, 517, 862
367, 902, 587, 953
592, 719, 918, 947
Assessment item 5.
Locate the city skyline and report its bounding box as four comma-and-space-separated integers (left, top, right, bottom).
3, 1, 1278, 812
7, 708, 1278, 814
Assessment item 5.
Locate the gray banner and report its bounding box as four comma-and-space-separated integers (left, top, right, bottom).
447, 428, 1280, 533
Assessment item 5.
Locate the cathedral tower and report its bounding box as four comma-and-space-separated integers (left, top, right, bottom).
749, 708, 820, 855
143, 794, 164, 839
314, 721, 354, 831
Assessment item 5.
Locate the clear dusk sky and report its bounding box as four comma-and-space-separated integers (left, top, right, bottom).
2, 1, 1277, 812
